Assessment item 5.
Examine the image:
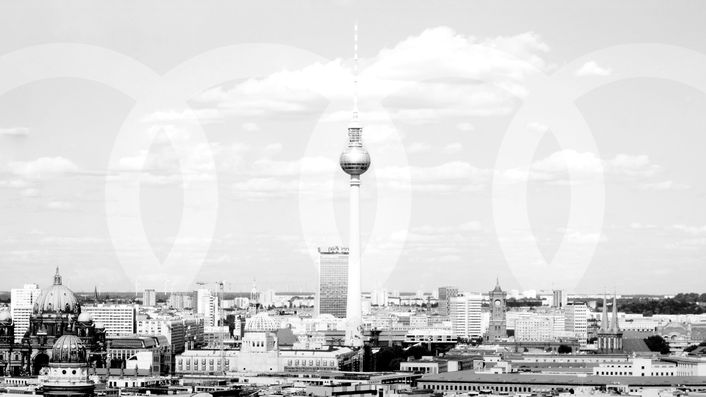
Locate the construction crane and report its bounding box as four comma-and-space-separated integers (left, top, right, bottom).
195, 280, 228, 375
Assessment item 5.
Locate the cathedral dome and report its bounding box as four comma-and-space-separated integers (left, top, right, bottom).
34, 268, 79, 314
0, 309, 11, 324
245, 312, 279, 332
51, 334, 87, 363
77, 312, 93, 323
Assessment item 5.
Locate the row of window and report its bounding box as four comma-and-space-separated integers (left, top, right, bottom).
285, 359, 336, 367
425, 383, 533, 393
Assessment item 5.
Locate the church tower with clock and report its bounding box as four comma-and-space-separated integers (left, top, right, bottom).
486, 278, 507, 343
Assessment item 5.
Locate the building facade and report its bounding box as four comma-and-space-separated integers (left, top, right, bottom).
82, 304, 136, 336
317, 247, 349, 318
10, 284, 41, 343
438, 287, 458, 317
450, 294, 482, 339
142, 289, 156, 307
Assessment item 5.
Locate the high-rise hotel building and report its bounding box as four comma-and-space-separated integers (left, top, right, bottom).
317, 247, 349, 318
450, 293, 483, 339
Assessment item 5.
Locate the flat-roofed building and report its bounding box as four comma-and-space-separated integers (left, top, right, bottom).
82, 304, 136, 336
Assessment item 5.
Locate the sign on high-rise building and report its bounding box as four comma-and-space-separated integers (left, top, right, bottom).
317, 247, 349, 318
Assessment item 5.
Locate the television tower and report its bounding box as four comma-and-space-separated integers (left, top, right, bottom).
340, 24, 370, 348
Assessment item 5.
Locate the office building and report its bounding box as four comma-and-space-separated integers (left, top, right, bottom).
438, 287, 458, 317
565, 301, 589, 342
143, 288, 156, 307
82, 304, 136, 336
316, 247, 349, 319
196, 288, 219, 327
10, 284, 41, 343
552, 289, 567, 309
450, 294, 482, 339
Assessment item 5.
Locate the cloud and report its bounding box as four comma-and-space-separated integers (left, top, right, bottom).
672, 224, 706, 235
575, 61, 612, 76
443, 143, 463, 154
0, 127, 29, 137
500, 150, 664, 187
242, 122, 260, 132
559, 227, 606, 244
195, 27, 550, 124
46, 201, 74, 211
456, 122, 475, 131
638, 180, 690, 191
366, 221, 486, 260
141, 109, 224, 124
407, 142, 431, 154
8, 157, 78, 178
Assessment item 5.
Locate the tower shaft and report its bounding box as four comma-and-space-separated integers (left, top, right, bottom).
346, 175, 363, 347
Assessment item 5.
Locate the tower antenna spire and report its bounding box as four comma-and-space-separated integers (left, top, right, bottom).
353, 22, 359, 121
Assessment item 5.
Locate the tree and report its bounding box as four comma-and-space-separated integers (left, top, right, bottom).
645, 335, 670, 355
558, 344, 572, 354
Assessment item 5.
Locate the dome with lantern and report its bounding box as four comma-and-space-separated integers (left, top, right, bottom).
34, 267, 79, 314
51, 334, 87, 363
245, 312, 279, 332
77, 312, 93, 323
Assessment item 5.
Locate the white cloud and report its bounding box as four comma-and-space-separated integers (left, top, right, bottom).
500, 150, 664, 187
442, 142, 463, 154
46, 201, 73, 211
575, 60, 612, 76
672, 224, 706, 235
0, 127, 29, 137
141, 108, 224, 124
559, 227, 606, 244
8, 157, 78, 178
638, 180, 690, 191
242, 122, 260, 132
195, 27, 550, 124
407, 142, 431, 154
456, 122, 475, 131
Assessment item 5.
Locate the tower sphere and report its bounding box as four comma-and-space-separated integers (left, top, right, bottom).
340, 146, 370, 176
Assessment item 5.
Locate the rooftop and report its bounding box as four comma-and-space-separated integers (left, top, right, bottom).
419, 370, 706, 386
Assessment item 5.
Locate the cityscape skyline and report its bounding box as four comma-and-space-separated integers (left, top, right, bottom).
1, 1, 706, 295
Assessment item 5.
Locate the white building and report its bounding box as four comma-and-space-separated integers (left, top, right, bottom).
143, 289, 156, 307
82, 304, 135, 336
514, 312, 571, 342
449, 294, 482, 339
10, 284, 41, 343
196, 288, 219, 327
565, 302, 589, 342
175, 313, 358, 374
593, 358, 677, 377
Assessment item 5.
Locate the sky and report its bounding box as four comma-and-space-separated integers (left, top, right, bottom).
0, 0, 705, 294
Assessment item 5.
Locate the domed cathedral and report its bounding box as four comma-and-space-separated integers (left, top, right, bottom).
27, 268, 106, 375
0, 307, 32, 376
40, 334, 95, 397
